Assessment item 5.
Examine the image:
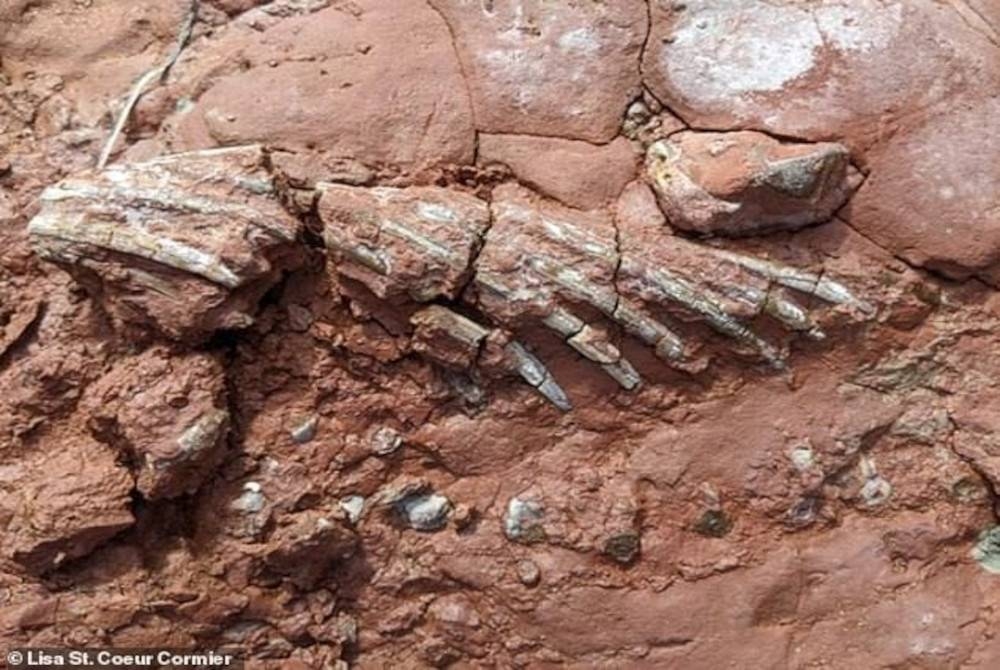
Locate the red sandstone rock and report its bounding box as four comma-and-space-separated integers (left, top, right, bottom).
845, 97, 1000, 284
0, 0, 189, 126
478, 134, 637, 210
4, 0, 1000, 667
82, 346, 229, 500
646, 130, 852, 235
2, 437, 134, 574
642, 0, 1000, 153
161, 0, 475, 169
260, 509, 358, 589
427, 0, 646, 143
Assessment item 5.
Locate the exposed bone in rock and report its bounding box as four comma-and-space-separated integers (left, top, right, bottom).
646, 131, 852, 236
410, 305, 489, 370
318, 183, 490, 303
82, 346, 229, 500
2, 437, 134, 574
313, 172, 871, 408
8, 0, 1000, 665
27, 146, 304, 341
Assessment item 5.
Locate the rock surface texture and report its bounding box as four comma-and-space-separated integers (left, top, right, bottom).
2, 0, 1000, 668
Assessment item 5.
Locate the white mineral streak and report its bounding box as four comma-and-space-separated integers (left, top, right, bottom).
29, 211, 244, 288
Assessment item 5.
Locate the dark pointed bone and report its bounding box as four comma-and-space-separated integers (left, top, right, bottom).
505, 341, 572, 411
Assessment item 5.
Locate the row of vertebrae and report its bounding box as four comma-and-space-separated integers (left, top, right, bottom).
28, 144, 873, 410
320, 178, 871, 410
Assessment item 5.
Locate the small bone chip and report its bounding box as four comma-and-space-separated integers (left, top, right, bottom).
28, 146, 304, 341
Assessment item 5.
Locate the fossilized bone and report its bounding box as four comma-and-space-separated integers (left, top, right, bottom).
28, 145, 873, 410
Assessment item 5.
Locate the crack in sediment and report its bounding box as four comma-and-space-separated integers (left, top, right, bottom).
638, 0, 654, 81
945, 0, 1000, 48
424, 0, 478, 131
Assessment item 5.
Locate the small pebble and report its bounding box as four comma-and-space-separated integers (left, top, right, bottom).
286, 304, 313, 332
694, 509, 731, 537
397, 492, 451, 531
516, 559, 540, 586
371, 426, 403, 456
231, 482, 265, 513
451, 503, 474, 530
504, 497, 545, 543
290, 415, 318, 444
604, 531, 641, 564
972, 526, 1000, 574
339, 495, 365, 524
789, 443, 815, 471
860, 476, 892, 507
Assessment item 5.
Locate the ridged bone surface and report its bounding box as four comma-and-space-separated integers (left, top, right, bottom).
26, 146, 871, 410
27, 145, 304, 341
318, 179, 872, 408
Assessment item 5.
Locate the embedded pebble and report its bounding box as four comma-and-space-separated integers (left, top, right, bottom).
789, 443, 815, 471
694, 509, 731, 537
231, 482, 265, 513
397, 492, 451, 531
516, 559, 540, 586
972, 527, 1000, 574
604, 531, 641, 564
504, 497, 545, 543
858, 457, 892, 507
290, 415, 318, 444
339, 495, 365, 524
860, 475, 893, 507
371, 426, 403, 456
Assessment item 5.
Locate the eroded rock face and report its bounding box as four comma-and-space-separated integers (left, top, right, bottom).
646, 130, 853, 235
641, 0, 1000, 281
478, 134, 637, 210
27, 145, 303, 341
642, 0, 999, 151
161, 0, 476, 169
845, 98, 1000, 284
2, 437, 134, 574
82, 346, 229, 500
